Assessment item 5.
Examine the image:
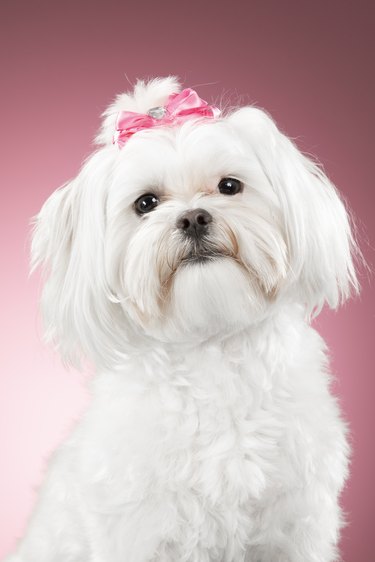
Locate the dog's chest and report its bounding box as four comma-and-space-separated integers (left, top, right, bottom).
155, 348, 282, 501
80, 347, 287, 560
144, 349, 284, 559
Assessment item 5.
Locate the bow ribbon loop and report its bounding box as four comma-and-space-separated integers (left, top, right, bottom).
114, 88, 220, 147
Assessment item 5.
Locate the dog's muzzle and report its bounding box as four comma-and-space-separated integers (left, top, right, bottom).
176, 209, 227, 265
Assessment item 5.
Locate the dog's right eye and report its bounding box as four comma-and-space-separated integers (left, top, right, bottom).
134, 193, 160, 215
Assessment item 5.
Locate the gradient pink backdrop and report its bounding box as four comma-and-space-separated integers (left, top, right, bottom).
0, 1, 374, 560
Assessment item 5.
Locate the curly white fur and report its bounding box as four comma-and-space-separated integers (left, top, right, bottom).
6, 76, 358, 562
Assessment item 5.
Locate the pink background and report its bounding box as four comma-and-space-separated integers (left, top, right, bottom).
0, 1, 374, 560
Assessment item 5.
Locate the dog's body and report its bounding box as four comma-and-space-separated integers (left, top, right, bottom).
7, 77, 357, 562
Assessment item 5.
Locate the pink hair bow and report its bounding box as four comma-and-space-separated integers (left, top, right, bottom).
114, 88, 221, 147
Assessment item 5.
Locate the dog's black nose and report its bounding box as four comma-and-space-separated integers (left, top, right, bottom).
176, 208, 213, 237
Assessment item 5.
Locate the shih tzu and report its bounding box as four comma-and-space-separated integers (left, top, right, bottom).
6, 77, 359, 562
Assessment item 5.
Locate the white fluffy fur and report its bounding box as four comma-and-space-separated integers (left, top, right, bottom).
6, 77, 358, 562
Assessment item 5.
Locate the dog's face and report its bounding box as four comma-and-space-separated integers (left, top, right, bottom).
106, 116, 287, 341
32, 77, 358, 366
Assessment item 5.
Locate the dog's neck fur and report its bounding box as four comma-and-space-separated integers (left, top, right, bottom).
99, 302, 313, 388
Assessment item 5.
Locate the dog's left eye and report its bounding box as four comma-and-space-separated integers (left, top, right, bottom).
218, 178, 243, 195
134, 193, 160, 214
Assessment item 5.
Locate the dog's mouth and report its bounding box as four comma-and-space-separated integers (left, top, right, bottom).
181, 253, 221, 265
176, 235, 235, 268
180, 247, 228, 266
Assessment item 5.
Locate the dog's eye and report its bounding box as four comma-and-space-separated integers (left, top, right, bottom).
218, 178, 243, 195
134, 193, 160, 214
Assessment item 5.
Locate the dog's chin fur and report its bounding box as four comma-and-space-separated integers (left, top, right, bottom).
128, 258, 269, 343
8, 77, 359, 562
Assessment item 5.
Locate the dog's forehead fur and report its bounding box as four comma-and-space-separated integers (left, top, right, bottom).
111, 117, 268, 202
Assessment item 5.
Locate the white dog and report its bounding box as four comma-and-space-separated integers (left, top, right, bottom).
7, 77, 358, 562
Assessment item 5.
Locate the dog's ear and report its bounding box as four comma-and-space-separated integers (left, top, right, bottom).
31, 149, 124, 367
31, 180, 79, 363
96, 76, 181, 146
31, 182, 75, 277
228, 107, 359, 314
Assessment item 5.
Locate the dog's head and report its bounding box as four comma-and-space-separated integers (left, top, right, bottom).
32, 77, 358, 367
